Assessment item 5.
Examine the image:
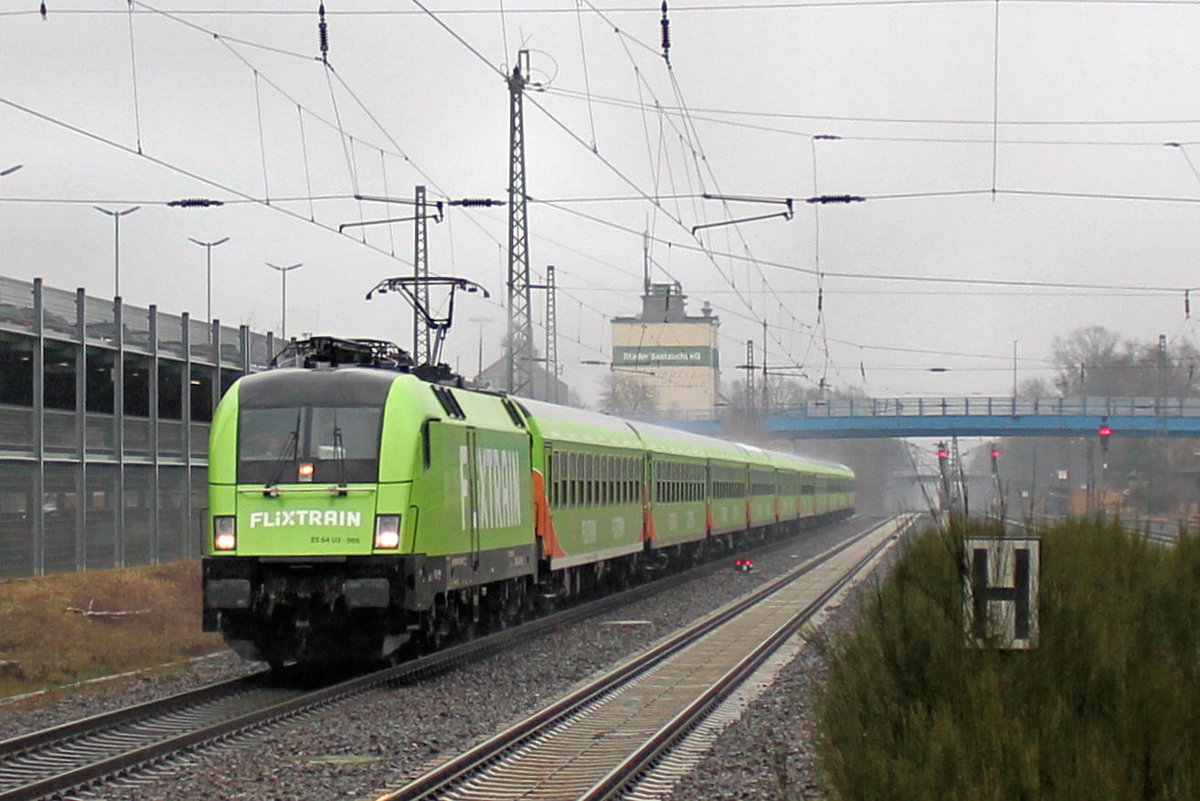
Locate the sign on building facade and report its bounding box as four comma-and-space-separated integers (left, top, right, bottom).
610, 283, 719, 416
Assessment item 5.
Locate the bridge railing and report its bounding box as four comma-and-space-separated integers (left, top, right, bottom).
773, 396, 1200, 419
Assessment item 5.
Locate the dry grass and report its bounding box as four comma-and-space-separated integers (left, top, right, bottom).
0, 560, 224, 699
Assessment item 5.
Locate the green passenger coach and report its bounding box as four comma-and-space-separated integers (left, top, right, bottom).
202, 337, 854, 666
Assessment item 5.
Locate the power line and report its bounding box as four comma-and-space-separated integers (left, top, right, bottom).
543, 85, 1200, 129
19, 1, 1200, 19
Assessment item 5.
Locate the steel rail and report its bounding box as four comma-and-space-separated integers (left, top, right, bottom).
0, 518, 846, 801
583, 515, 912, 800
379, 514, 909, 801
0, 673, 267, 760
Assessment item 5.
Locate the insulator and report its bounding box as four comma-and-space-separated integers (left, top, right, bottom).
318, 2, 329, 60
1186, 289, 1191, 318
660, 1, 671, 60
456, 198, 500, 207
40, 1, 47, 20
167, 198, 224, 207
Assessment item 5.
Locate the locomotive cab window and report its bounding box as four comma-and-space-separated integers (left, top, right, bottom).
238, 405, 382, 484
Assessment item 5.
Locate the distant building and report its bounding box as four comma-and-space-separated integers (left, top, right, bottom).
475, 355, 571, 404
611, 282, 720, 416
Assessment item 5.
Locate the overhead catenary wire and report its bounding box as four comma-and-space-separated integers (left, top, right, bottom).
126, 0, 144, 154
15, 0, 1200, 398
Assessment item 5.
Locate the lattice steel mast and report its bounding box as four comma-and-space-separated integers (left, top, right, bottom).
545, 265, 558, 402
506, 50, 534, 395
413, 185, 431, 365
530, 265, 560, 403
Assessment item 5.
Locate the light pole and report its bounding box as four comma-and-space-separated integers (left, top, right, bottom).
93, 205, 140, 297
266, 262, 302, 340
188, 237, 229, 323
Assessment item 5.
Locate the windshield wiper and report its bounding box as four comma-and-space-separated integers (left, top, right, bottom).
332, 409, 347, 495
265, 409, 302, 494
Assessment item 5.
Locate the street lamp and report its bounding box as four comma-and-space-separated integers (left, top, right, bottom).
188, 237, 230, 323
265, 262, 302, 340
93, 205, 140, 297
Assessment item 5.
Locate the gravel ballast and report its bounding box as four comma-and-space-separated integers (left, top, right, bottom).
0, 515, 895, 800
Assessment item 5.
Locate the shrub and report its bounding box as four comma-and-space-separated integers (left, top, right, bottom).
817, 517, 1199, 800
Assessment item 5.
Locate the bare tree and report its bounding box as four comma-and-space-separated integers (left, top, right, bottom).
599, 373, 657, 416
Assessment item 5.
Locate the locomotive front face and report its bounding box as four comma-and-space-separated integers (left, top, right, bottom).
203, 368, 421, 664
228, 402, 385, 556
209, 369, 414, 556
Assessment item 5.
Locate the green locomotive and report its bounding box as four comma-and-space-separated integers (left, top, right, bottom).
202, 338, 854, 666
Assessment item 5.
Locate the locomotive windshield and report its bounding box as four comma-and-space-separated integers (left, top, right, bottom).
238, 405, 382, 484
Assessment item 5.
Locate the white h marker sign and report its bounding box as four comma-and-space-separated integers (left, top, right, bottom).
963, 537, 1040, 649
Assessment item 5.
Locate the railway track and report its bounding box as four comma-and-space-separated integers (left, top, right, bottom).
0, 519, 848, 801
377, 513, 913, 801
0, 671, 293, 801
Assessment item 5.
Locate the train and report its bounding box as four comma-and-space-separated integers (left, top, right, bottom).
202, 337, 855, 666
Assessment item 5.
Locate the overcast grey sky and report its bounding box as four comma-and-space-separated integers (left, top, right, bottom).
4, 0, 1200, 404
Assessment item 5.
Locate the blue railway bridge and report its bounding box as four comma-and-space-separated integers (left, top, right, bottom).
676, 396, 1200, 439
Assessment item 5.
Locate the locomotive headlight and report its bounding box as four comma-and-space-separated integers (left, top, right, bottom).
213, 516, 237, 551
374, 515, 401, 550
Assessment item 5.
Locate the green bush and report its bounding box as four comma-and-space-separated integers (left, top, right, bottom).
817, 518, 1200, 800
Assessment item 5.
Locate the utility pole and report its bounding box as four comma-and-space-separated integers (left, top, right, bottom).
745, 339, 755, 416
413, 185, 431, 365
1012, 339, 1018, 402
642, 229, 651, 296
761, 319, 769, 414
506, 49, 535, 395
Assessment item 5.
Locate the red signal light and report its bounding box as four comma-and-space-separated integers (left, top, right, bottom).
937, 450, 949, 459
990, 449, 1000, 458
1098, 426, 1113, 437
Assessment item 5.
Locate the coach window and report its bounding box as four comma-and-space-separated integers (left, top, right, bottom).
566, 452, 575, 507
551, 452, 561, 507
595, 453, 604, 503
581, 453, 589, 506
600, 453, 609, 503
560, 452, 569, 507
579, 453, 587, 506
576, 453, 583, 507
605, 455, 613, 505
596, 455, 604, 505
596, 454, 603, 506
597, 455, 605, 506
574, 452, 583, 508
